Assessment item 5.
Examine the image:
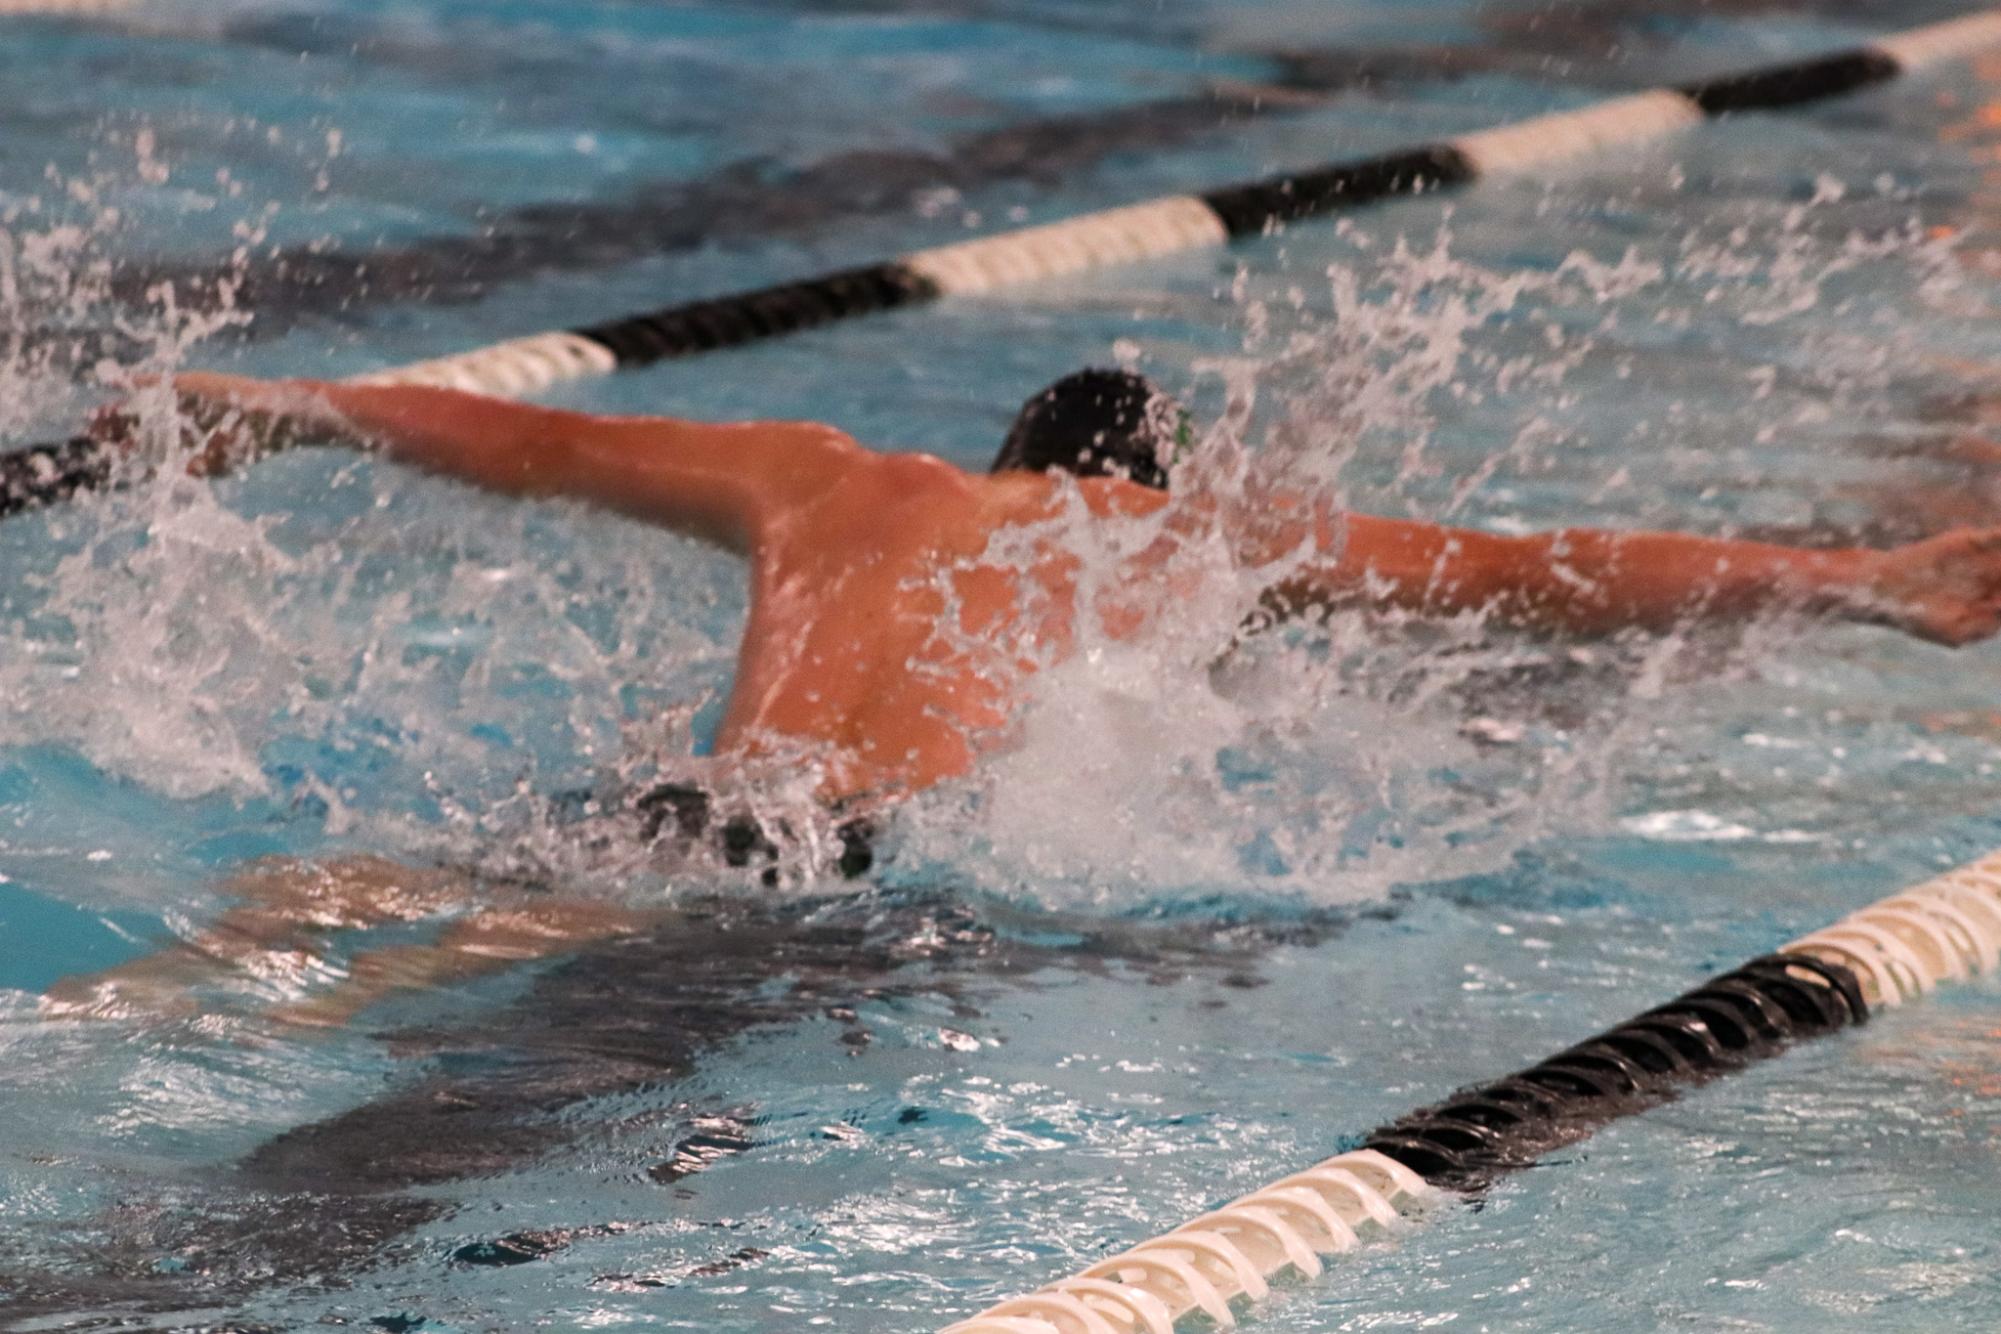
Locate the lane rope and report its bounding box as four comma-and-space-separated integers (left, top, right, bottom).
6, 8, 2001, 520
942, 851, 2001, 1333
6, 11, 1999, 1325
346, 9, 2001, 396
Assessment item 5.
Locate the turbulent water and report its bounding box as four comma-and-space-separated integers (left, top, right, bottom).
3, 183, 1979, 916
4, 6, 2001, 1327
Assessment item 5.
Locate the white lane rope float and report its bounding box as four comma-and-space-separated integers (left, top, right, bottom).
340, 9, 2001, 400
942, 851, 2001, 1333
6, 9, 2001, 516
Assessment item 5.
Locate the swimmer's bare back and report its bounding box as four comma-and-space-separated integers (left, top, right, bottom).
52, 371, 2001, 1024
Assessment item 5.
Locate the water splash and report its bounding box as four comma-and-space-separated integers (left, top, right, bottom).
896, 198, 1977, 911
0, 173, 1981, 920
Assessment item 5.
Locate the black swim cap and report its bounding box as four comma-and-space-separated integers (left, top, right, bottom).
991, 368, 1186, 490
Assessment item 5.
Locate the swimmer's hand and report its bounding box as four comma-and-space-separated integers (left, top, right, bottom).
1858, 529, 2001, 646
90, 372, 342, 477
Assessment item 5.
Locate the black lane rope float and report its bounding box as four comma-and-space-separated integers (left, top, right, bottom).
84, 84, 1336, 350
944, 856, 2001, 1332
29, 3, 1678, 352
1359, 952, 1868, 1190
69, 30, 1644, 345
5, 9, 1998, 523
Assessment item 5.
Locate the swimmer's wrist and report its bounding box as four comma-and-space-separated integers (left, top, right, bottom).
160, 375, 350, 474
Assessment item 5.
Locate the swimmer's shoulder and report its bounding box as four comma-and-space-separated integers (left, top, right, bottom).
1075, 474, 1174, 520
929, 473, 1171, 537
821, 450, 1173, 526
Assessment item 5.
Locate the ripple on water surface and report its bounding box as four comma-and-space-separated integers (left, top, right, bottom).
4, 0, 2001, 1329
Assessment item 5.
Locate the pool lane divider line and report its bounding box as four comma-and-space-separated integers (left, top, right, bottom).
313, 6, 2001, 397
6, 7, 2001, 523
942, 852, 2001, 1334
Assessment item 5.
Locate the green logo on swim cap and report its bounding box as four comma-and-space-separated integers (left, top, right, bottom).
1170, 407, 1195, 466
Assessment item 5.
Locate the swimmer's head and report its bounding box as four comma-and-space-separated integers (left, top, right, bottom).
991, 368, 1188, 490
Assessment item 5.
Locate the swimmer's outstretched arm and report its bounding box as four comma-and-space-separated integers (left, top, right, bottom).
1259, 511, 2001, 645
156, 373, 867, 553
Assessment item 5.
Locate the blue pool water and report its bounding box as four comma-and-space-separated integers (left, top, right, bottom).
3, 0, 2001, 1329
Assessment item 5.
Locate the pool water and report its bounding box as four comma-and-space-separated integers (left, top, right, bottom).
3, 0, 2001, 1329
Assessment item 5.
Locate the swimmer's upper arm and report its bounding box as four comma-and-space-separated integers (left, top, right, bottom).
560, 414, 866, 550
302, 382, 868, 552
1252, 509, 1509, 623
1245, 503, 1619, 629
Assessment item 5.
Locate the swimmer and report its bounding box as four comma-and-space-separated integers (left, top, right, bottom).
49, 367, 2001, 1024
